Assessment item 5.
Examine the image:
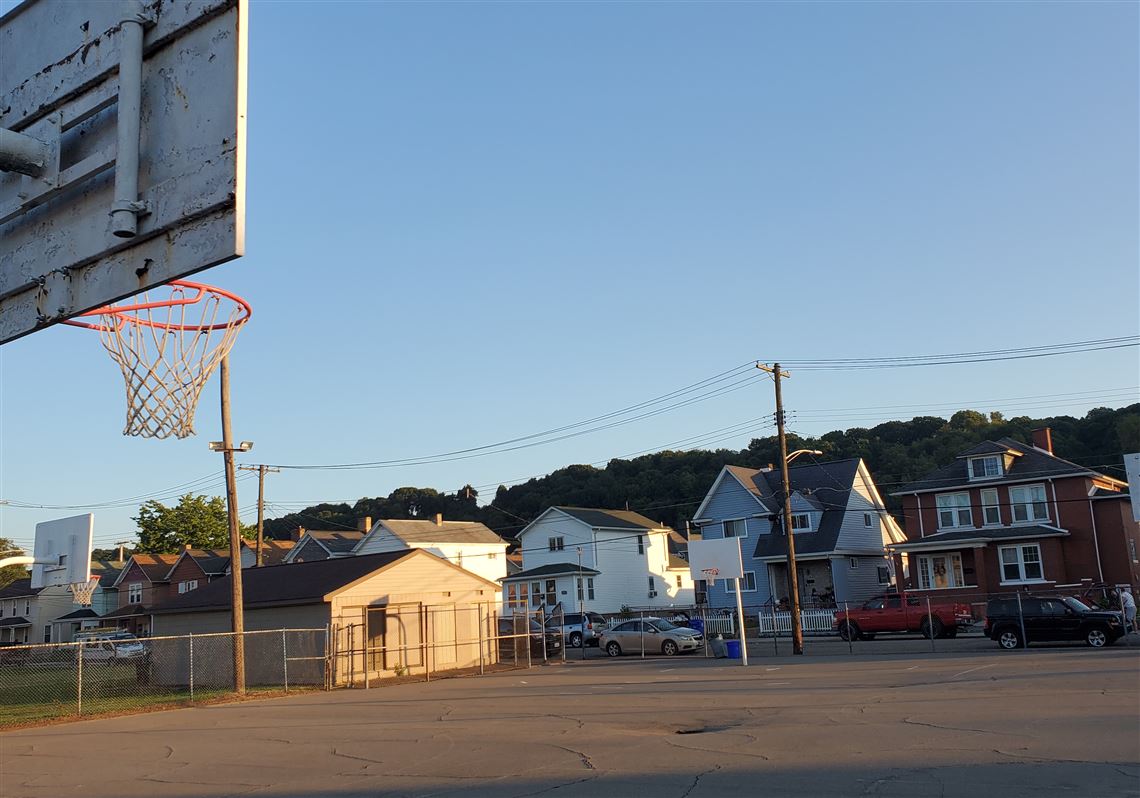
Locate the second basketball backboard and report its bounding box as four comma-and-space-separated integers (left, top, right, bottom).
0, 0, 247, 344
30, 514, 94, 589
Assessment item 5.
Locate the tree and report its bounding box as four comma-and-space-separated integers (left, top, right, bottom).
0, 537, 27, 589
134, 494, 253, 553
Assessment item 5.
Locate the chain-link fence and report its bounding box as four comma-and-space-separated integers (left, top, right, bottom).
0, 628, 327, 726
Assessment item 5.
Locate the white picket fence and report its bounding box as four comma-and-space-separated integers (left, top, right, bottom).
756, 608, 836, 636
692, 615, 736, 636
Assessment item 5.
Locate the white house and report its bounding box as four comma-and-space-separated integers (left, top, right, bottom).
352, 515, 509, 585
502, 507, 693, 614
0, 579, 77, 644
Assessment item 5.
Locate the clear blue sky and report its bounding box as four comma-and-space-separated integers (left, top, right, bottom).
1, 1, 1137, 554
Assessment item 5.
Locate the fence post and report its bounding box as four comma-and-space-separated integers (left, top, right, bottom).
424, 607, 432, 683
771, 606, 779, 655
540, 606, 547, 664
189, 633, 195, 702
560, 604, 566, 664
525, 613, 532, 669
349, 624, 356, 688
478, 605, 485, 675
926, 597, 936, 652
844, 602, 853, 655
76, 642, 83, 716
640, 611, 645, 659
1016, 592, 1028, 651
282, 628, 289, 693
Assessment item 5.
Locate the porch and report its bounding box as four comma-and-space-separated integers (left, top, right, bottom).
766, 557, 836, 609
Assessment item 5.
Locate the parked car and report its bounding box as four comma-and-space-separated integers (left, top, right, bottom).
983, 596, 1125, 649
75, 630, 149, 662
497, 617, 562, 660
832, 591, 972, 640
545, 611, 608, 648
598, 617, 703, 657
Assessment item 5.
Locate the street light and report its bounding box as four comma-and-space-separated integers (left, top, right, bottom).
780, 449, 824, 655
209, 441, 253, 452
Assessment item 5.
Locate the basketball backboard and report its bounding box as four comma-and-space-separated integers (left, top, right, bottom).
687, 537, 744, 586
0, 0, 247, 344
30, 513, 94, 589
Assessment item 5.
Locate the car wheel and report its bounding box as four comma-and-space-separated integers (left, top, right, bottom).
569, 632, 583, 649
921, 618, 944, 640
662, 640, 678, 656
1086, 627, 1109, 648
605, 641, 622, 657
838, 622, 860, 642
997, 628, 1023, 650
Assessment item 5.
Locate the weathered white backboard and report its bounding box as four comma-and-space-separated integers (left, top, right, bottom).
31, 513, 94, 588
0, 0, 247, 344
688, 537, 744, 586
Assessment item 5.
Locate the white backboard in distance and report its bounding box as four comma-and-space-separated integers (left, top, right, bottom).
0, 0, 247, 344
688, 537, 744, 586
31, 513, 94, 588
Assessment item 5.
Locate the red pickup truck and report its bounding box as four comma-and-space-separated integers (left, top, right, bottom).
832, 592, 973, 640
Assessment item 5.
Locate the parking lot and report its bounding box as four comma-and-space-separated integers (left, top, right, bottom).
2, 638, 1137, 798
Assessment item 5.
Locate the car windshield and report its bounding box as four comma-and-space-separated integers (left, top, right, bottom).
1063, 597, 1092, 612
649, 620, 680, 631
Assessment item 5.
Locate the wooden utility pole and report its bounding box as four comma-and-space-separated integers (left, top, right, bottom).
239, 464, 279, 567
757, 362, 805, 655
219, 356, 246, 693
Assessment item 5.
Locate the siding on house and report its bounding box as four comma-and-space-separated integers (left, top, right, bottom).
153, 603, 331, 636
699, 472, 768, 535
519, 512, 598, 570
115, 561, 169, 608
290, 537, 333, 563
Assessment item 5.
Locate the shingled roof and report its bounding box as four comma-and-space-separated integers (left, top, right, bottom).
0, 579, 42, 600
747, 459, 863, 559
377, 519, 506, 546
552, 508, 667, 531
892, 437, 1103, 495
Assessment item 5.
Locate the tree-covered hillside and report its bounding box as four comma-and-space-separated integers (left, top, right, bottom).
262, 404, 1139, 542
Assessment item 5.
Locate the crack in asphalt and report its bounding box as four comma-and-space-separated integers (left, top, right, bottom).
680, 764, 722, 798
549, 744, 595, 770
902, 717, 1012, 736
511, 775, 599, 797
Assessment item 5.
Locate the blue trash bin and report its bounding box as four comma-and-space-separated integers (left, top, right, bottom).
724, 639, 742, 659
690, 618, 704, 635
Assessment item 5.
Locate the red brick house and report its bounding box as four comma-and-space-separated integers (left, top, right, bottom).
890, 429, 1138, 598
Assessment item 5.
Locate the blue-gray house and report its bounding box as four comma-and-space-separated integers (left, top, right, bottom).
690, 458, 905, 610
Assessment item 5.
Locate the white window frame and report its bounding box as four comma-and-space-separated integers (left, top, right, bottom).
178, 579, 199, 594
936, 492, 972, 529
24, 600, 30, 615
916, 552, 966, 590
790, 513, 812, 533
969, 455, 1003, 481
548, 537, 565, 552
530, 582, 542, 607
1009, 484, 1049, 524
863, 512, 873, 528
128, 582, 143, 604
724, 571, 757, 593
722, 519, 748, 539
43, 625, 51, 643
980, 488, 1001, 526
587, 577, 595, 601
999, 543, 1045, 584
877, 566, 891, 585
849, 557, 859, 569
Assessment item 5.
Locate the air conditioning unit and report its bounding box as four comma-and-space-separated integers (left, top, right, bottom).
648, 591, 658, 598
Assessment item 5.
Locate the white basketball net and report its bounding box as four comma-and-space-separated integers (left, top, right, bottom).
70, 577, 100, 607
89, 283, 249, 439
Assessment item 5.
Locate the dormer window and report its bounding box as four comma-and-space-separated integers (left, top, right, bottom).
790, 513, 812, 533
969, 455, 1003, 480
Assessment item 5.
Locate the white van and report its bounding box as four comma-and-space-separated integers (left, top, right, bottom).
74, 630, 148, 662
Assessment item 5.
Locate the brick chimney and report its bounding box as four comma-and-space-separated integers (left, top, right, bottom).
1031, 427, 1053, 455
357, 516, 372, 533
435, 513, 444, 527
290, 526, 307, 542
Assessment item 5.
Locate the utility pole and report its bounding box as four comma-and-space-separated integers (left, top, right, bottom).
114, 540, 131, 563
238, 464, 279, 567
217, 356, 247, 694
757, 362, 805, 655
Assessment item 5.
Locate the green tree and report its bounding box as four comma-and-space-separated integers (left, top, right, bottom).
0, 537, 27, 589
134, 494, 252, 553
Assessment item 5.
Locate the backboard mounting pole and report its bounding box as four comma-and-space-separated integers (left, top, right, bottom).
0, 128, 50, 176
109, 1, 153, 238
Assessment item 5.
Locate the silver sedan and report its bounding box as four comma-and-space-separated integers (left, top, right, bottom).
599, 617, 703, 657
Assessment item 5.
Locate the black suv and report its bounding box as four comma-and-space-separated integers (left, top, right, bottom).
984, 595, 1125, 649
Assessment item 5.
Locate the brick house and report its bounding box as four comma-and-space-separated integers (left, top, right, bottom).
890, 428, 1138, 598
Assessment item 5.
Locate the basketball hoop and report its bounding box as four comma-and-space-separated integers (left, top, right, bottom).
69, 576, 100, 607
701, 568, 720, 588
65, 281, 251, 439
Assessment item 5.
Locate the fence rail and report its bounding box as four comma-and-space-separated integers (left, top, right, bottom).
756, 608, 836, 636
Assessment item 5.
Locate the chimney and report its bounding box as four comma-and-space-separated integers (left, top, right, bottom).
184, 544, 192, 550
290, 526, 307, 542
357, 516, 372, 533
435, 513, 444, 527
1031, 427, 1053, 455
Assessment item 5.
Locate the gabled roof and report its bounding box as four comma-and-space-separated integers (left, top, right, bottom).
151, 551, 419, 614
259, 539, 296, 565
0, 579, 42, 599
54, 608, 101, 621
956, 440, 1022, 458
112, 554, 180, 587
283, 531, 365, 562
0, 617, 31, 628
893, 437, 1108, 495
551, 507, 667, 531
370, 519, 506, 547
749, 459, 862, 558
501, 562, 602, 581
102, 603, 149, 618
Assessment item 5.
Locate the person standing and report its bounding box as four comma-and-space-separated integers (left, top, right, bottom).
1119, 588, 1137, 634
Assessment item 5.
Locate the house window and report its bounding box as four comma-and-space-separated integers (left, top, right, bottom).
43, 626, 51, 643
648, 577, 657, 597
863, 513, 873, 528
676, 575, 683, 588
1000, 544, 1044, 583
849, 558, 859, 569
723, 519, 747, 538
916, 553, 966, 590
790, 514, 811, 532
530, 582, 542, 607
178, 580, 199, 594
24, 600, 30, 615
128, 583, 143, 604
507, 583, 518, 608
548, 537, 564, 552
1009, 485, 1048, 524
725, 571, 757, 592
488, 553, 497, 560
587, 578, 595, 601
545, 580, 557, 606
637, 535, 644, 553
877, 566, 891, 585
936, 493, 972, 529
576, 578, 584, 601
980, 488, 1001, 526
969, 456, 1003, 480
